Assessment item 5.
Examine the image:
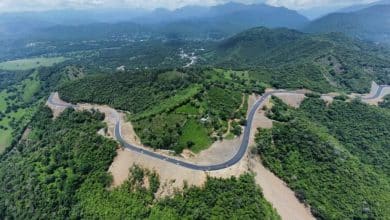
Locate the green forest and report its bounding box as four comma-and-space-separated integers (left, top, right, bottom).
255, 96, 390, 219
0, 107, 279, 219
1, 23, 390, 219
59, 68, 254, 153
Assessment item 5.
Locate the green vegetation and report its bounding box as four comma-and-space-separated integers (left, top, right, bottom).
210, 27, 390, 93
0, 108, 117, 218
0, 57, 68, 71
175, 103, 199, 115
379, 94, 390, 109
300, 98, 390, 175
133, 113, 188, 152
178, 119, 212, 153
60, 68, 252, 153
0, 71, 42, 152
304, 5, 390, 45
131, 84, 201, 121
59, 70, 197, 114
255, 96, 390, 219
207, 86, 242, 120
0, 108, 279, 219
79, 172, 280, 219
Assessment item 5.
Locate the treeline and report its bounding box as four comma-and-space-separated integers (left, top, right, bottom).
0, 107, 117, 217
255, 96, 390, 219
0, 107, 280, 219
300, 97, 390, 175
212, 27, 390, 93
59, 69, 201, 114
379, 94, 390, 109
59, 68, 256, 153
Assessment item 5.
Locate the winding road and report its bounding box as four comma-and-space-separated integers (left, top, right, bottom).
362, 85, 390, 99
48, 91, 278, 171
47, 84, 389, 171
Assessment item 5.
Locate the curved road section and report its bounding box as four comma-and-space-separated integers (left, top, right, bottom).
115, 93, 271, 171
362, 85, 390, 99
48, 92, 276, 171
48, 85, 388, 171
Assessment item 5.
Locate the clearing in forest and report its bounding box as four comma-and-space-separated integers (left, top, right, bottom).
0, 57, 68, 71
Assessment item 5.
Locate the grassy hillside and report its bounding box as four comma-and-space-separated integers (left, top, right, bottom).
0, 71, 42, 152
255, 96, 390, 219
0, 107, 280, 219
208, 27, 390, 93
0, 57, 68, 71
304, 5, 390, 45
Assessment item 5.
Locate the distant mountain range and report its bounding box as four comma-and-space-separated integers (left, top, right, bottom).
304, 4, 390, 44
0, 2, 309, 40
337, 0, 390, 13
0, 1, 389, 45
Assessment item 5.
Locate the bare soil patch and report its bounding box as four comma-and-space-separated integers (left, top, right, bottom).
249, 156, 314, 220
108, 148, 206, 197
273, 92, 306, 108
46, 93, 68, 118
48, 91, 315, 219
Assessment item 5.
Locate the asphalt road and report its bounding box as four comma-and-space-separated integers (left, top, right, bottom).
48, 91, 275, 171
114, 92, 273, 171
48, 85, 388, 171
362, 85, 390, 99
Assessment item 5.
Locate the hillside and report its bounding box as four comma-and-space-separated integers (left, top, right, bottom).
135, 2, 308, 28
151, 3, 308, 39
304, 5, 390, 44
0, 107, 279, 219
4, 3, 308, 41
256, 96, 390, 219
208, 27, 390, 93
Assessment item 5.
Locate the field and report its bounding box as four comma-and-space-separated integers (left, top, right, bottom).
175, 103, 199, 115
0, 57, 68, 71
0, 72, 41, 152
178, 119, 212, 153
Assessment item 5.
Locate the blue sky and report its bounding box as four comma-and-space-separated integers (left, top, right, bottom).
0, 0, 378, 13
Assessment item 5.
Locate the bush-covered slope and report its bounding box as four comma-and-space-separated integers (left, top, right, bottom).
255, 97, 390, 219
209, 27, 390, 93
58, 69, 256, 153
304, 5, 390, 45
59, 70, 197, 114
0, 107, 279, 219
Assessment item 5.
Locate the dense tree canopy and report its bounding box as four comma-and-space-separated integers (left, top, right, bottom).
255, 97, 390, 219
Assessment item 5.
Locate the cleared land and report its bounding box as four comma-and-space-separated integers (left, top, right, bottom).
0, 57, 68, 71
47, 90, 314, 220
178, 119, 212, 153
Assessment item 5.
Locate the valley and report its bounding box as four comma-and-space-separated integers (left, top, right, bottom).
0, 2, 389, 219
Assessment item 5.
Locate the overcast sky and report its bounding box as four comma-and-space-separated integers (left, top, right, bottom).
0, 0, 378, 13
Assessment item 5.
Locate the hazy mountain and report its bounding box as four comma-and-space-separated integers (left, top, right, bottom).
136, 2, 308, 28
34, 22, 153, 41
304, 5, 390, 44
6, 2, 308, 41
0, 9, 148, 39
141, 3, 309, 39
338, 0, 390, 12
298, 5, 344, 20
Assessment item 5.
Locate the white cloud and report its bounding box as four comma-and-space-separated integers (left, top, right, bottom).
0, 0, 380, 13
